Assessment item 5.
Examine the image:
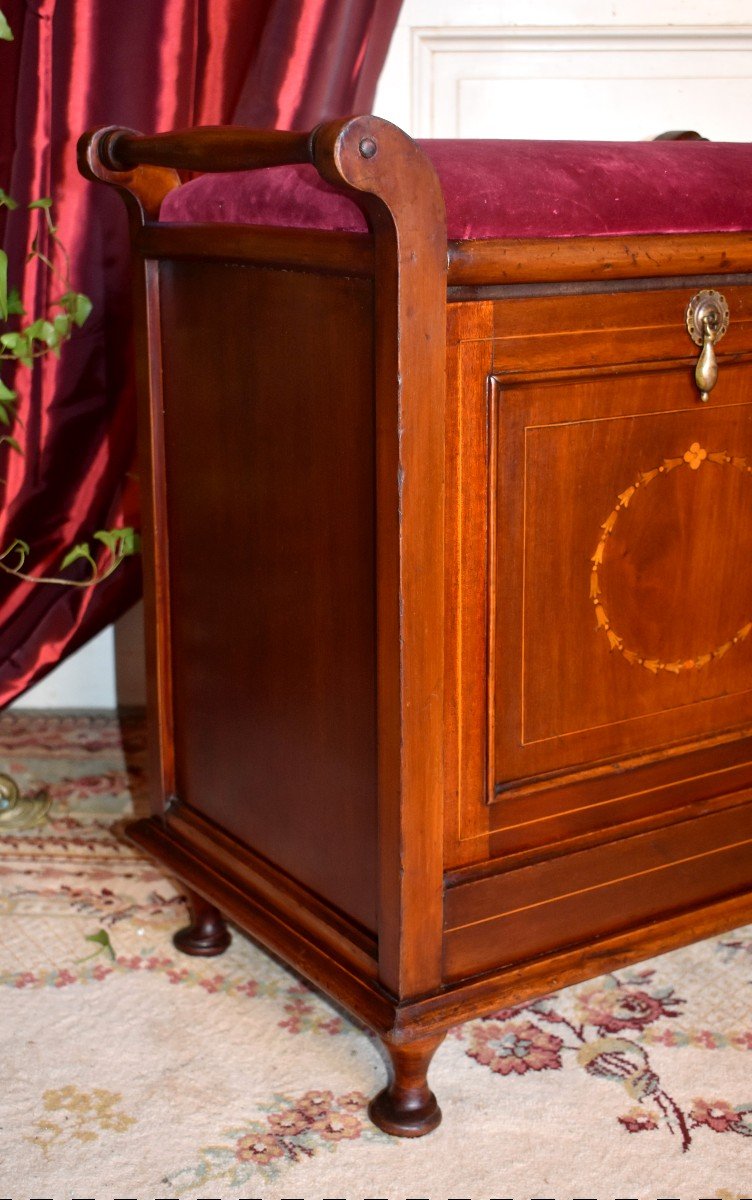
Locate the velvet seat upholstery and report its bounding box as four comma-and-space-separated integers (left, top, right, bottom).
160, 139, 752, 240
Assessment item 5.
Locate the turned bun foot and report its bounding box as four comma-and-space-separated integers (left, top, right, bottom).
368, 1082, 441, 1137
368, 1031, 445, 1137
173, 889, 231, 957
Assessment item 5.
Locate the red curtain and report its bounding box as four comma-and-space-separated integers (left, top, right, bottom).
0, 0, 402, 705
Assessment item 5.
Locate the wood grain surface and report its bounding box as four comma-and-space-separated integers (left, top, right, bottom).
79, 118, 752, 1136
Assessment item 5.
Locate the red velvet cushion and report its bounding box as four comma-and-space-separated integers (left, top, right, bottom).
160, 140, 752, 240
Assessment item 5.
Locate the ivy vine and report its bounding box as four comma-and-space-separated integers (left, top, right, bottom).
0, 10, 139, 589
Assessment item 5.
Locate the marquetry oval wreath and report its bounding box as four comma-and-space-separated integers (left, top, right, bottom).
591, 443, 752, 676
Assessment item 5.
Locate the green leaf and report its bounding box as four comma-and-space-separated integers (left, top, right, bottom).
7, 288, 24, 316
117, 527, 139, 557
61, 291, 92, 328
60, 542, 92, 571
94, 527, 141, 559
0, 11, 13, 40
76, 295, 92, 327
93, 532, 115, 554
2, 331, 32, 367
0, 188, 17, 211
94, 529, 119, 555
26, 318, 57, 347
0, 378, 16, 402
0, 248, 7, 321
85, 929, 115, 961
28, 197, 52, 210
2, 436, 21, 454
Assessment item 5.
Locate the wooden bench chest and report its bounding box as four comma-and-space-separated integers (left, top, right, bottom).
80, 117, 752, 1135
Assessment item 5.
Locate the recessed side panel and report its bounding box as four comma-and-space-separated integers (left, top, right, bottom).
158, 260, 378, 932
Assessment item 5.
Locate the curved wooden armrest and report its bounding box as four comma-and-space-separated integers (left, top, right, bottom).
95, 124, 316, 174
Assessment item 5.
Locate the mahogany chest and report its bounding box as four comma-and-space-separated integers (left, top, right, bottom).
80, 117, 752, 1135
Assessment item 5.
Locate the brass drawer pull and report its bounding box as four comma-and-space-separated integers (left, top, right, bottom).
686, 289, 729, 402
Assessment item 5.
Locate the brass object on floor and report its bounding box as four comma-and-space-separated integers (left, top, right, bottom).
0, 772, 50, 829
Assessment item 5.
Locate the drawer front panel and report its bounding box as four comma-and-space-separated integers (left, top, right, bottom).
444, 802, 752, 981
494, 365, 752, 784
448, 285, 752, 863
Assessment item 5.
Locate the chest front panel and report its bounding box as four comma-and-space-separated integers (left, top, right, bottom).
447, 285, 752, 866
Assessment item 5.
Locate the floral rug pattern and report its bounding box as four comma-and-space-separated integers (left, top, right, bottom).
460, 967, 752, 1152
1, 711, 751, 1200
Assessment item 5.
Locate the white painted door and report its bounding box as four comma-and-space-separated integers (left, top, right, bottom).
375, 0, 752, 141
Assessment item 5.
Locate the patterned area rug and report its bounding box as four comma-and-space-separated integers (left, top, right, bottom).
1, 712, 751, 1200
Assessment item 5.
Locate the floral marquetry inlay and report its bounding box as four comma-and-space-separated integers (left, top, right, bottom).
591, 445, 752, 675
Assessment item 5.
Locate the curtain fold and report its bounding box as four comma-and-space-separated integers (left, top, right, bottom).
0, 0, 402, 705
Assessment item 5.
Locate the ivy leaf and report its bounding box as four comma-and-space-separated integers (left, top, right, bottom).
25, 318, 45, 340
85, 929, 115, 961
0, 11, 13, 40
26, 318, 57, 348
60, 542, 92, 571
1, 330, 31, 367
93, 529, 119, 555
7, 288, 24, 315
95, 527, 140, 559
119, 527, 140, 557
61, 291, 92, 328
39, 321, 59, 351
0, 378, 16, 402
28, 197, 52, 210
75, 295, 92, 326
0, 248, 7, 320
0, 188, 17, 211
2, 436, 21, 454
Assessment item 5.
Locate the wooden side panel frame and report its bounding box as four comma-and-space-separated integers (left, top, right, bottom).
78, 117, 448, 1004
